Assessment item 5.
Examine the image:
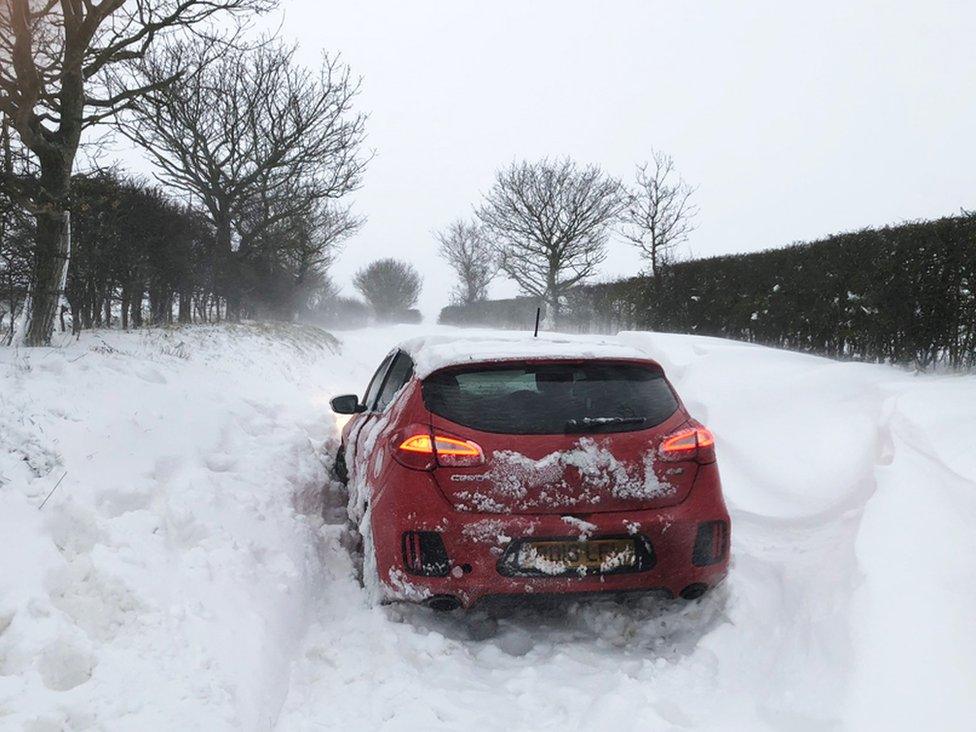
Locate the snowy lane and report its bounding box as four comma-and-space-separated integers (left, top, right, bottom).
279, 328, 976, 732
3, 324, 974, 730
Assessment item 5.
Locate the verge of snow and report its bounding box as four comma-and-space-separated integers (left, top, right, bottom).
0, 324, 342, 729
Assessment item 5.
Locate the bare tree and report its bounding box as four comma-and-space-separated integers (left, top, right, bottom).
241, 200, 362, 319
476, 158, 623, 321
435, 219, 497, 305
353, 258, 422, 320
0, 0, 269, 346
119, 39, 368, 318
620, 152, 697, 277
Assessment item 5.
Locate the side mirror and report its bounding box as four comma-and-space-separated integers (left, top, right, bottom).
330, 394, 365, 415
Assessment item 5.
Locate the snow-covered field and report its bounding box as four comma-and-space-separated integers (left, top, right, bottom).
2, 323, 974, 730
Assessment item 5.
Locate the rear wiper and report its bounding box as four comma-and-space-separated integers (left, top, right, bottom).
565, 416, 646, 433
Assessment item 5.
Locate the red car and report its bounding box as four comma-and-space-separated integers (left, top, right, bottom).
331, 336, 730, 611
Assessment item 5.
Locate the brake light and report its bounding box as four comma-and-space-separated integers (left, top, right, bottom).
398, 434, 435, 453
393, 427, 485, 469
659, 425, 716, 464
399, 434, 481, 457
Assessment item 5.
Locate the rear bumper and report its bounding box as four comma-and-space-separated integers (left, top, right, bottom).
370, 463, 731, 609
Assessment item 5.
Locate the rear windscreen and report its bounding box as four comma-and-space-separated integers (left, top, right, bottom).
422, 362, 679, 435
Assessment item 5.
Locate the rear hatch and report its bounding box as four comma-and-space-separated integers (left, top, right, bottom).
422, 360, 697, 514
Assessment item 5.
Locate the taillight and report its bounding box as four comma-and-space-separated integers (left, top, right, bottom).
659, 425, 716, 464
398, 434, 436, 454
432, 435, 485, 467
392, 426, 485, 470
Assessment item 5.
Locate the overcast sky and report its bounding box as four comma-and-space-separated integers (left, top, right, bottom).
121, 1, 976, 317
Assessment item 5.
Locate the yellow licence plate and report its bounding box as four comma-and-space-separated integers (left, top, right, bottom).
518, 539, 637, 571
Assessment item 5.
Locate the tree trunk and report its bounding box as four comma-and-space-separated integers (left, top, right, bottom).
121, 291, 130, 330
24, 210, 71, 345
542, 259, 559, 330
214, 215, 242, 321
70, 303, 81, 335
131, 287, 144, 327
543, 287, 559, 330
151, 291, 165, 325
178, 292, 191, 323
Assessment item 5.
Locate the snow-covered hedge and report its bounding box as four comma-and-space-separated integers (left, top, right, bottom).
441, 215, 976, 368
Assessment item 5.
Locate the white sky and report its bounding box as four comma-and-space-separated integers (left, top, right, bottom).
117, 0, 976, 318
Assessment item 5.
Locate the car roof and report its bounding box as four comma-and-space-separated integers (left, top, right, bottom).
398, 333, 659, 379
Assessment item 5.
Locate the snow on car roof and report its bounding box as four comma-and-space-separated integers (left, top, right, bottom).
398, 333, 657, 378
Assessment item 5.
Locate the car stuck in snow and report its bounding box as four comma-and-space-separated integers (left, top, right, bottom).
331, 335, 730, 610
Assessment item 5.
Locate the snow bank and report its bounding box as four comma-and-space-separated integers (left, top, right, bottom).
0, 324, 344, 729
618, 331, 976, 730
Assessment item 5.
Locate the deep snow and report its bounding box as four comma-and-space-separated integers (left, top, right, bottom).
2, 323, 974, 731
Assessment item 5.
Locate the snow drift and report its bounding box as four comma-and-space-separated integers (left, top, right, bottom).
2, 323, 975, 730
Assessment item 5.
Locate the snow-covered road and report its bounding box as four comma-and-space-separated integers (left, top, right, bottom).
2, 323, 974, 730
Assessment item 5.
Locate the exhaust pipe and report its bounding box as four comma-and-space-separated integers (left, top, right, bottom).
679, 583, 709, 600
425, 594, 462, 612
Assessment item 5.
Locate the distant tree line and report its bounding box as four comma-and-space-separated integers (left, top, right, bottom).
441, 215, 976, 369
2, 167, 364, 338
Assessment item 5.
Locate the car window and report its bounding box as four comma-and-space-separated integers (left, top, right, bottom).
375, 352, 414, 412
422, 361, 677, 434
362, 352, 395, 411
